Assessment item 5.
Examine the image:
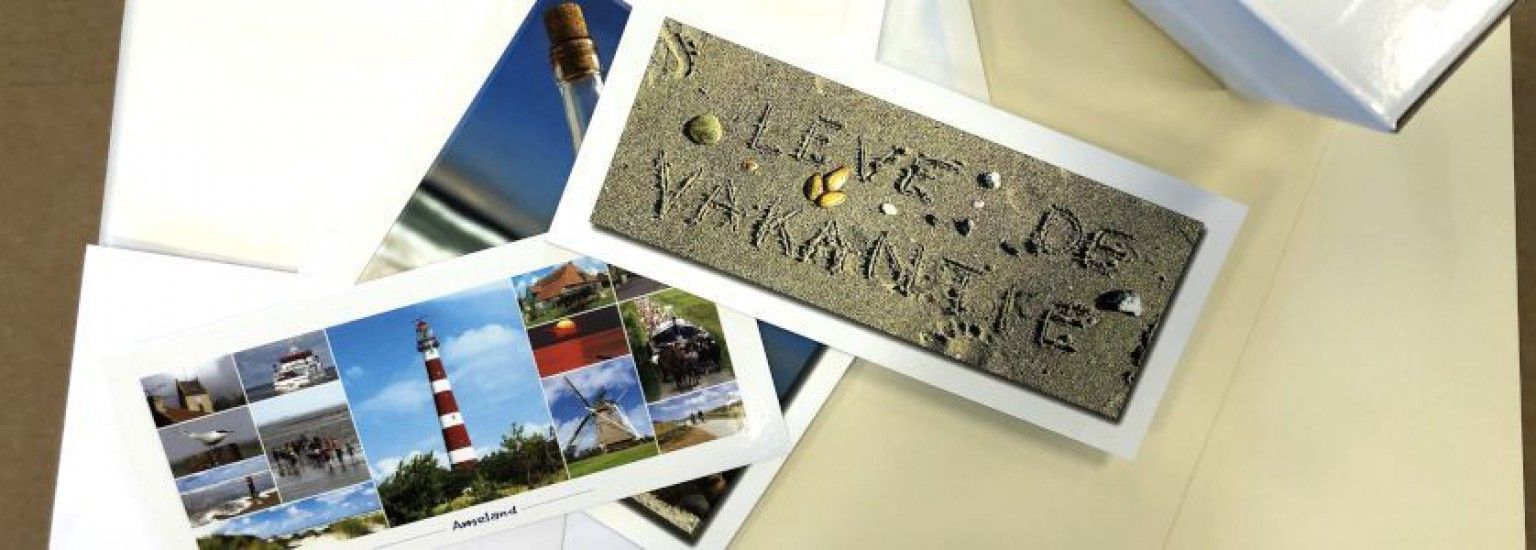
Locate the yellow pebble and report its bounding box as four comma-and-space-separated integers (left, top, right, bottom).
804, 173, 825, 201
824, 166, 851, 192
816, 190, 848, 208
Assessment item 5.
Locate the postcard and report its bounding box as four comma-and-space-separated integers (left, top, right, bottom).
103, 238, 788, 548
550, 1, 1246, 457
586, 323, 853, 548
329, 1, 863, 545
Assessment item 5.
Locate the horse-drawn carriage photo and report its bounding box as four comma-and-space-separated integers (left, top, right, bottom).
648, 316, 725, 393
618, 288, 737, 403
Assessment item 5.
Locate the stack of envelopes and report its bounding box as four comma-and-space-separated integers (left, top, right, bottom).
59, 1, 1245, 548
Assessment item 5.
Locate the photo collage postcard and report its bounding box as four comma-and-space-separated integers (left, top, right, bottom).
134, 254, 758, 548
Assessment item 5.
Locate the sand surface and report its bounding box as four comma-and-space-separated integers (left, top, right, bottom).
590, 20, 1203, 420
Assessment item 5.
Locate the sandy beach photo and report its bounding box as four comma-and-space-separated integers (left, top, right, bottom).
195, 481, 388, 548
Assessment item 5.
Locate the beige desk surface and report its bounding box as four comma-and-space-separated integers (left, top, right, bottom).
736, 2, 1521, 548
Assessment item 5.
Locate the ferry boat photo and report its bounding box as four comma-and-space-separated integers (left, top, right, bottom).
272, 348, 325, 395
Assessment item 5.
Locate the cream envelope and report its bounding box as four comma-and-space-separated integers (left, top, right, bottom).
549, 0, 1246, 457
586, 336, 852, 549
99, 238, 788, 548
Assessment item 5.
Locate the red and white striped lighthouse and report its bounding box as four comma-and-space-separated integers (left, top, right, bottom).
416, 319, 477, 470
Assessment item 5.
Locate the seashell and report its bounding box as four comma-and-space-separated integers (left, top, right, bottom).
1096, 290, 1144, 317
816, 190, 848, 208
879, 203, 899, 215
980, 171, 1001, 189
973, 199, 985, 209
804, 173, 825, 200
685, 114, 723, 145
824, 166, 852, 192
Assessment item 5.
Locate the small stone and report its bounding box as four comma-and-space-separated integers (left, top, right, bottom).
923, 214, 939, 226
956, 218, 975, 236
685, 114, 723, 145
980, 171, 1001, 189
880, 203, 899, 215
824, 166, 852, 192
1000, 241, 1020, 255
741, 158, 759, 172
1096, 290, 1144, 317
815, 190, 848, 208
972, 198, 985, 209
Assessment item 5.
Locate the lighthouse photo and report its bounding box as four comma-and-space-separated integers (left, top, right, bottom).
415, 319, 477, 470
326, 279, 568, 526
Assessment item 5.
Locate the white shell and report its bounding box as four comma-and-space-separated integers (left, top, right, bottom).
1117, 293, 1144, 317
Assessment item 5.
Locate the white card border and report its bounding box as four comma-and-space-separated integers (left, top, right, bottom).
586, 347, 855, 548
548, 0, 1247, 458
103, 236, 789, 549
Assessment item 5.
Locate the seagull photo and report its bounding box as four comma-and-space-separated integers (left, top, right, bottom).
182, 429, 232, 446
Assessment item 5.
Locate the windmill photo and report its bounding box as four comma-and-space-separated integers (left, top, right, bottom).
563, 376, 641, 454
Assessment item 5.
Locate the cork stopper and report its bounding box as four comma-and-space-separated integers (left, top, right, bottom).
545, 2, 600, 82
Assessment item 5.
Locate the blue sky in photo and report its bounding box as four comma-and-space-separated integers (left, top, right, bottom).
541, 356, 653, 453
232, 331, 337, 394
326, 280, 554, 479
426, 0, 630, 237
508, 257, 612, 300
648, 381, 743, 423
198, 481, 381, 540
175, 456, 269, 493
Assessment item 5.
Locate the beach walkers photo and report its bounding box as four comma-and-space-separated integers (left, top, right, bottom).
326, 279, 568, 526
647, 380, 746, 453
248, 380, 370, 501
